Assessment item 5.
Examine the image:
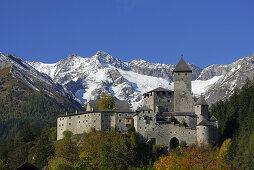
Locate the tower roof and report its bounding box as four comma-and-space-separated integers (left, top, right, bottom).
173, 58, 192, 73
145, 87, 173, 93
195, 95, 208, 106
210, 116, 218, 121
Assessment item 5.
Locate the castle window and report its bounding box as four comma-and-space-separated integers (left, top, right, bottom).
109, 120, 111, 123
183, 131, 184, 133
202, 133, 204, 135
88, 115, 89, 117
185, 73, 187, 76
84, 115, 86, 117
99, 114, 100, 116
182, 78, 184, 80
111, 115, 113, 116
152, 128, 154, 131
150, 117, 152, 120
145, 127, 147, 129
63, 118, 64, 120
162, 92, 165, 95
102, 120, 104, 123
62, 124, 64, 126
178, 73, 180, 76
60, 118, 61, 121
175, 132, 177, 133
59, 125, 61, 127
143, 111, 145, 113
69, 117, 71, 119
119, 119, 121, 123
83, 120, 85, 123
185, 116, 187, 118
168, 100, 170, 102
159, 99, 160, 102
139, 117, 141, 120
127, 119, 130, 122
94, 120, 96, 123
119, 114, 121, 116
86, 120, 88, 122
148, 111, 150, 113
78, 116, 80, 118
94, 113, 95, 115
140, 127, 142, 129
126, 114, 127, 116
189, 132, 190, 134
204, 127, 205, 129
69, 123, 71, 125
79, 121, 80, 123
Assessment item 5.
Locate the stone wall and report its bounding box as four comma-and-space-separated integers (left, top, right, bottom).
174, 72, 194, 112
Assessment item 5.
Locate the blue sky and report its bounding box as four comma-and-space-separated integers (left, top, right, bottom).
0, 0, 253, 68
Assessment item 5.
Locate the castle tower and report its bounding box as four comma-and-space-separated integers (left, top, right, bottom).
173, 58, 194, 112
195, 95, 209, 124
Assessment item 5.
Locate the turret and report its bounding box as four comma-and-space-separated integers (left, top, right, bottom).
195, 95, 208, 124
143, 87, 174, 113
173, 58, 194, 112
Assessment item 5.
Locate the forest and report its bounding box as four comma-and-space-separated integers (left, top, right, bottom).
0, 70, 254, 169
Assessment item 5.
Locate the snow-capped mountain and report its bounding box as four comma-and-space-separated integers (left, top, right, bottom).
0, 52, 73, 100
26, 50, 254, 108
27, 50, 208, 109
201, 54, 254, 104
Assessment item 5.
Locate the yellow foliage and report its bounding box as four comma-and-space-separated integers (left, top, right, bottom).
217, 139, 231, 160
98, 94, 115, 110
154, 143, 231, 170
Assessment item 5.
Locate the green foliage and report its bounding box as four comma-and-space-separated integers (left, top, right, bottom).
128, 126, 136, 134
209, 78, 254, 169
48, 157, 74, 170
28, 126, 56, 169
130, 132, 138, 150
0, 160, 8, 170
98, 94, 115, 110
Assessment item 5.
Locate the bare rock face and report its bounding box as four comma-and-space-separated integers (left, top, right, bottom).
26, 50, 254, 108
204, 54, 254, 104
126, 59, 202, 82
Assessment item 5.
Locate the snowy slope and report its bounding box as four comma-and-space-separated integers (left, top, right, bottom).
28, 50, 226, 109
27, 50, 254, 108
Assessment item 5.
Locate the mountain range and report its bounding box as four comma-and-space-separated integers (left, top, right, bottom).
1, 50, 254, 110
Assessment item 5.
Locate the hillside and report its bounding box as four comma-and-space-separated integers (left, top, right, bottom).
0, 54, 83, 140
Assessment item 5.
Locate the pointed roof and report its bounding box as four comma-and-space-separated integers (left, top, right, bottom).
173, 58, 192, 73
195, 95, 208, 106
210, 116, 218, 121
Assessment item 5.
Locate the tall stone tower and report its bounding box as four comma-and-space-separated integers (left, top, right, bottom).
173, 58, 194, 112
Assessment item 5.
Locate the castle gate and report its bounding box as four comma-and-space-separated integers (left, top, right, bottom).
169, 137, 179, 149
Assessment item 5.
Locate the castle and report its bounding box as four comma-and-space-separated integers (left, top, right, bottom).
57, 58, 218, 149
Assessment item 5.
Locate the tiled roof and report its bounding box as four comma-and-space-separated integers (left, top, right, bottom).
197, 120, 214, 126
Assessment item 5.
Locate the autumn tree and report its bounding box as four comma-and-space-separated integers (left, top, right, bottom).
154, 143, 231, 170
98, 94, 115, 110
